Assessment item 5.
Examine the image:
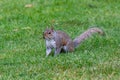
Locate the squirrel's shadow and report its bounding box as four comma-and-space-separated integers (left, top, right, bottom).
49, 48, 68, 56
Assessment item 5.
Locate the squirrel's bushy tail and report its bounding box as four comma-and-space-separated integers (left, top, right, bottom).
73, 27, 104, 48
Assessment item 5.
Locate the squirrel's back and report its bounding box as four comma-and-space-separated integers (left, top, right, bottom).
55, 30, 72, 46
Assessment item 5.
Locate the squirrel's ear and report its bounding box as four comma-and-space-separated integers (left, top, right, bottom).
51, 26, 54, 31
46, 26, 49, 29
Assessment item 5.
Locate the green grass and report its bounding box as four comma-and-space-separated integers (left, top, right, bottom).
0, 0, 120, 80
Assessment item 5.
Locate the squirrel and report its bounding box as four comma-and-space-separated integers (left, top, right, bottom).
43, 27, 104, 56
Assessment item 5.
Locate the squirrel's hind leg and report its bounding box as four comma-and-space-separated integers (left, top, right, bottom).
66, 41, 75, 52
63, 46, 68, 53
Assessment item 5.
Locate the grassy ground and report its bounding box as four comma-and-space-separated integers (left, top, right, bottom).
0, 0, 120, 80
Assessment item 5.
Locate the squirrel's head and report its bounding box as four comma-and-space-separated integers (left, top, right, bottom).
43, 27, 55, 40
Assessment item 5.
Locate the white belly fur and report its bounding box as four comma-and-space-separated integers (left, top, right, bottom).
46, 39, 56, 48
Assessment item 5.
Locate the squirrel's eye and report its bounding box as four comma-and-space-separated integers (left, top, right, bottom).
48, 32, 51, 34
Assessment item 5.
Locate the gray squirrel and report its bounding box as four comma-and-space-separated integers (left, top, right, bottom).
43, 27, 104, 56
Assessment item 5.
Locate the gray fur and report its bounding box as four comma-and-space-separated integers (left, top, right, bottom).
44, 27, 104, 56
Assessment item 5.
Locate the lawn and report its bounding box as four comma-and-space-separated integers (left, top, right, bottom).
0, 0, 120, 80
